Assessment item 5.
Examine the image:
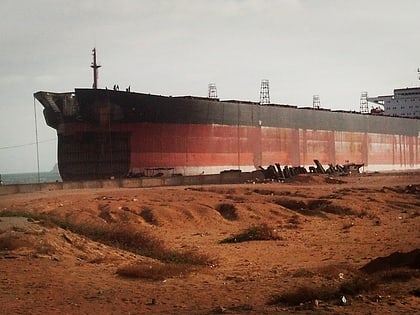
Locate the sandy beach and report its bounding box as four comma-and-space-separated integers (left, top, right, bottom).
0, 171, 419, 314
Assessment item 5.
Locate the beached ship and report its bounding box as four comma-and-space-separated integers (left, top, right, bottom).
34, 49, 420, 181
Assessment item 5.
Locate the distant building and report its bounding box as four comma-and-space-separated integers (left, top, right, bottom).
368, 87, 420, 118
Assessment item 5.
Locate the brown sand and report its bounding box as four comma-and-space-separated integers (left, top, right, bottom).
0, 172, 419, 314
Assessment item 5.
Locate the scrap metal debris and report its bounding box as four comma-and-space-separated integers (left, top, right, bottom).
259, 159, 364, 181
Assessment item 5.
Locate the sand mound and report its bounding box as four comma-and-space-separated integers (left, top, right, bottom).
0, 216, 140, 263
360, 249, 420, 274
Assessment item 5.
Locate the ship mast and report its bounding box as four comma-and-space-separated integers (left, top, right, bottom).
91, 48, 101, 89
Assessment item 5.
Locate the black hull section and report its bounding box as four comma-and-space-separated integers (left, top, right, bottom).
58, 132, 131, 181
74, 89, 419, 136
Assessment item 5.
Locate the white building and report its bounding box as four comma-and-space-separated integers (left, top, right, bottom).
367, 87, 420, 118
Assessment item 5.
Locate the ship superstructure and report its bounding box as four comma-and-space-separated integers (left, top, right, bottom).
368, 87, 420, 118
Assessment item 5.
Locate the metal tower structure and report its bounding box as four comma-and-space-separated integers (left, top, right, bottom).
208, 83, 218, 98
91, 48, 101, 89
360, 91, 369, 113
313, 95, 320, 109
260, 79, 270, 105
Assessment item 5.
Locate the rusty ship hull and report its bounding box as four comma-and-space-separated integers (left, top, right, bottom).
34, 88, 420, 181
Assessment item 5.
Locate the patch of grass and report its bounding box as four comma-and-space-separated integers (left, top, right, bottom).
357, 210, 380, 222
360, 249, 420, 273
0, 210, 212, 266
325, 177, 347, 184
292, 191, 311, 198
308, 199, 355, 215
0, 234, 29, 251
285, 215, 301, 229
0, 233, 55, 255
379, 269, 417, 283
98, 204, 115, 223
73, 223, 163, 256
339, 275, 378, 295
274, 199, 306, 211
274, 199, 326, 217
220, 224, 281, 243
215, 203, 238, 220
381, 186, 405, 193
292, 268, 314, 278
274, 198, 355, 217
184, 187, 204, 192
208, 188, 237, 195
357, 209, 369, 218
268, 275, 378, 306
253, 189, 275, 196
388, 200, 420, 210
321, 193, 342, 199
116, 261, 189, 281
68, 223, 211, 265
270, 251, 420, 307
307, 199, 331, 210
140, 207, 158, 225
267, 285, 336, 306
158, 248, 212, 265
316, 204, 355, 216
354, 187, 380, 194
332, 188, 353, 195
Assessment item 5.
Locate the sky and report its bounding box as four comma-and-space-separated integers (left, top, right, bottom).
1, 0, 420, 174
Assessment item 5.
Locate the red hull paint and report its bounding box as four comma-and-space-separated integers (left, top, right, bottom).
64, 122, 419, 174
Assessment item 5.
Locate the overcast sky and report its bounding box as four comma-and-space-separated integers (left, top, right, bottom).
1, 0, 420, 174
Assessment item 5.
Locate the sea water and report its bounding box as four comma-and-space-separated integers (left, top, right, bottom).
0, 172, 62, 185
